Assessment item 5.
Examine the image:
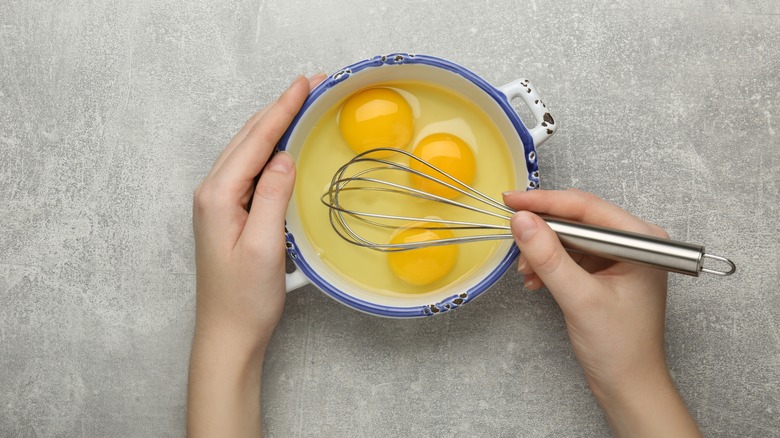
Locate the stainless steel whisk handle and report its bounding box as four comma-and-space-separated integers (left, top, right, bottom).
544, 217, 736, 277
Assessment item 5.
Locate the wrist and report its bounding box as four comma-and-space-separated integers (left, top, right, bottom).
193, 318, 273, 364
589, 368, 701, 438
587, 360, 672, 407
194, 305, 278, 352
188, 321, 268, 438
590, 366, 673, 411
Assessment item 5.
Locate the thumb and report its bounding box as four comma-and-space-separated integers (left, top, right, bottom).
243, 152, 296, 246
511, 211, 595, 302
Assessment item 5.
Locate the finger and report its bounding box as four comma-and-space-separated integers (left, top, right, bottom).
308, 72, 328, 90
522, 272, 543, 290
208, 108, 270, 178
208, 73, 327, 178
503, 189, 659, 236
511, 211, 599, 303
517, 255, 532, 274
213, 75, 310, 186
519, 250, 614, 288
240, 152, 296, 250
516, 255, 541, 288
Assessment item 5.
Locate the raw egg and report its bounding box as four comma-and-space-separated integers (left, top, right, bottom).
410, 133, 476, 199
338, 88, 414, 156
387, 224, 458, 286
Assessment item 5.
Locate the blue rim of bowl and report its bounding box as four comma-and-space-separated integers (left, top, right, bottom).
278, 53, 539, 318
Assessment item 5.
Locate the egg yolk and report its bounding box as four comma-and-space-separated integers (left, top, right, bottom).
338, 88, 414, 156
387, 225, 458, 286
409, 133, 476, 199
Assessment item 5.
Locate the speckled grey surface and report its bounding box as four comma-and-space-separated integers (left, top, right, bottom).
1, 0, 779, 436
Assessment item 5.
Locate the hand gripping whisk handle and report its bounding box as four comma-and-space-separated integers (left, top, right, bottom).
544, 217, 736, 277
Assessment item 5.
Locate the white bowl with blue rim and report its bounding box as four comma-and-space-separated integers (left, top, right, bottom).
278, 53, 556, 318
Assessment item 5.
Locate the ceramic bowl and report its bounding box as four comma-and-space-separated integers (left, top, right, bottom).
278, 53, 556, 317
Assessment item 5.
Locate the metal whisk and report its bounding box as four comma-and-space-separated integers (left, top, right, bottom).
321, 148, 736, 277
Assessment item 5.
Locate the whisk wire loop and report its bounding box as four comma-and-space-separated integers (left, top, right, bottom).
321, 147, 515, 252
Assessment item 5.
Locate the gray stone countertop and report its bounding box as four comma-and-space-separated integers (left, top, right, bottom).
1, 0, 778, 436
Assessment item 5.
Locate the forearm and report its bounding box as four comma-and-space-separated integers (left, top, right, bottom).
592, 369, 701, 438
187, 327, 267, 438
187, 75, 315, 438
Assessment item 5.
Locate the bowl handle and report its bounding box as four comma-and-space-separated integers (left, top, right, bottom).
498, 78, 557, 148
285, 266, 309, 293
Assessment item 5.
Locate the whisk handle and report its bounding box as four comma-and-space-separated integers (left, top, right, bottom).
543, 217, 736, 277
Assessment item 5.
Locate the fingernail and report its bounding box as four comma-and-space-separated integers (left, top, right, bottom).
517, 257, 526, 272
512, 211, 538, 242
309, 72, 328, 81
502, 189, 526, 198
267, 152, 293, 173
290, 75, 306, 86
524, 279, 535, 289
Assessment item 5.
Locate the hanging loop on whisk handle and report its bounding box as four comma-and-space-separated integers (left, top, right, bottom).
543, 217, 737, 277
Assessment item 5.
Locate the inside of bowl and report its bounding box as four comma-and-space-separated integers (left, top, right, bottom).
284, 62, 531, 309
